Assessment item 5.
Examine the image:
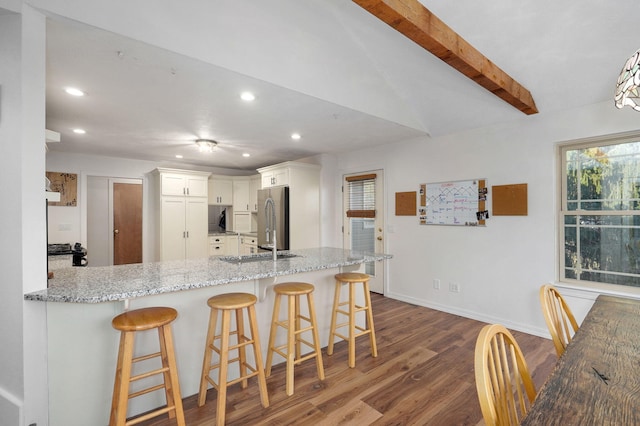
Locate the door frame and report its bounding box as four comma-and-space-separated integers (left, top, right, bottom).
341, 168, 386, 294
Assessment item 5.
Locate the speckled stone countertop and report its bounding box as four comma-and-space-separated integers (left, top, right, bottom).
27, 247, 391, 303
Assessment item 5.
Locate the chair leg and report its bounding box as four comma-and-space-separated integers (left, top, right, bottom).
198, 308, 218, 407
295, 294, 302, 361
307, 292, 325, 380
158, 326, 176, 420
265, 293, 282, 377
236, 308, 248, 389
327, 280, 342, 356
363, 280, 378, 358
248, 304, 270, 408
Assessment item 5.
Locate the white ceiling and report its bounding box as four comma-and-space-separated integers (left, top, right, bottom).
44, 0, 640, 171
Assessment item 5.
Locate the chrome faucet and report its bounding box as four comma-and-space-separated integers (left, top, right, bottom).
264, 196, 277, 261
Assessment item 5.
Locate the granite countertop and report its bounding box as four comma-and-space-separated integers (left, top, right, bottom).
27, 247, 391, 303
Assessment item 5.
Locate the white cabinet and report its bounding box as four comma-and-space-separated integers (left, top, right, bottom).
233, 178, 250, 211
158, 169, 209, 197
257, 161, 321, 249
154, 169, 210, 261
226, 235, 239, 256
233, 212, 252, 233
260, 168, 289, 188
208, 175, 233, 205
208, 235, 226, 256
240, 235, 258, 255
249, 175, 260, 212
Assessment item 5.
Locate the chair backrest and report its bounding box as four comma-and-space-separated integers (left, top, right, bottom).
474, 324, 537, 426
539, 284, 579, 357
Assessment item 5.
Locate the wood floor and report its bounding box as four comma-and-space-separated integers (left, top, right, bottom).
137, 293, 557, 425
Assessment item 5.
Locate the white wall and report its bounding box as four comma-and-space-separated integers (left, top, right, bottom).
336, 100, 640, 337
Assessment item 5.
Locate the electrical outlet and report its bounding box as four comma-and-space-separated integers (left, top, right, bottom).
433, 279, 440, 290
449, 282, 461, 293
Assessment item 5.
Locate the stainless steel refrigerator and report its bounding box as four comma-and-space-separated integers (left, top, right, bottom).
257, 186, 289, 250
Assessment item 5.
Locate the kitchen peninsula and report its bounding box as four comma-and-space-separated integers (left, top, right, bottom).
26, 247, 391, 426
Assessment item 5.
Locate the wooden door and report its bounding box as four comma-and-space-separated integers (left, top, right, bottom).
113, 183, 142, 265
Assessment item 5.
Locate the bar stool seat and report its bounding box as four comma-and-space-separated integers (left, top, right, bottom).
110, 306, 185, 426
327, 272, 378, 368
198, 292, 269, 425
265, 282, 325, 396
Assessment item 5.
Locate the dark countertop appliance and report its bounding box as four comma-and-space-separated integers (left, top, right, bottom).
71, 242, 88, 267
257, 186, 289, 251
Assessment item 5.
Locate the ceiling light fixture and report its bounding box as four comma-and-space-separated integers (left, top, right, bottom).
196, 139, 217, 153
240, 92, 256, 101
291, 133, 301, 140
65, 87, 85, 97
615, 48, 640, 111
175, 154, 183, 159
242, 153, 250, 157
73, 128, 86, 134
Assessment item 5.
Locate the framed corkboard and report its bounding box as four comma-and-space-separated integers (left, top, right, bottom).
492, 183, 527, 215
46, 172, 78, 206
395, 191, 417, 215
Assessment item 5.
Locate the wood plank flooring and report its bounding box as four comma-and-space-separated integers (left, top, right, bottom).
136, 293, 557, 425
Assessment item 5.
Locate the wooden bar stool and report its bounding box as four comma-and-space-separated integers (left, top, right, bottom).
265, 282, 325, 396
198, 292, 269, 425
110, 306, 185, 426
327, 272, 378, 368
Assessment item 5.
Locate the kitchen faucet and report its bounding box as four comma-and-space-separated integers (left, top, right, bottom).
264, 196, 277, 261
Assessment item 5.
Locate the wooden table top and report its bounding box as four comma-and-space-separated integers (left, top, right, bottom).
521, 295, 640, 425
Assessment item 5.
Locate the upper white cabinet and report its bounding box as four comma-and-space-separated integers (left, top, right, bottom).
249, 174, 260, 212
257, 161, 321, 249
261, 167, 289, 188
159, 169, 209, 197
209, 175, 233, 205
232, 178, 250, 211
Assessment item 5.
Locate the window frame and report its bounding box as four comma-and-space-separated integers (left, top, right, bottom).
558, 130, 640, 289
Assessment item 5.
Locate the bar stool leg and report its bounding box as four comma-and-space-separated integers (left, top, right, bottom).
348, 282, 357, 368
235, 308, 248, 389
158, 326, 176, 420
265, 293, 282, 376
216, 310, 231, 426
110, 331, 134, 426
159, 324, 185, 425
327, 280, 342, 356
198, 307, 218, 407
363, 280, 378, 358
286, 292, 296, 396
307, 291, 325, 380
247, 304, 270, 408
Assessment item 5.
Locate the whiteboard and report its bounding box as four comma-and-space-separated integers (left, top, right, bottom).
418, 179, 487, 226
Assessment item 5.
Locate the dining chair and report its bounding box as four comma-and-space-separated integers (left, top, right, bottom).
474, 324, 537, 426
539, 284, 579, 357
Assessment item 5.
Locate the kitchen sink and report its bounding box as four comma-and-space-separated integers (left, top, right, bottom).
219, 252, 299, 264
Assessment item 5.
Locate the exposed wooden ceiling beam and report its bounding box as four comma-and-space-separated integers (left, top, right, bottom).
352, 0, 538, 115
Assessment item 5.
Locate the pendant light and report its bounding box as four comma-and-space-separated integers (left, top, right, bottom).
615, 48, 640, 111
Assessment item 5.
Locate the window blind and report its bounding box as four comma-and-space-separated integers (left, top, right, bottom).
346, 173, 376, 218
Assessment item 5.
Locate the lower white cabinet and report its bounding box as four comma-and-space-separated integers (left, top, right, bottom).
208, 235, 225, 256
240, 236, 258, 255
160, 196, 208, 260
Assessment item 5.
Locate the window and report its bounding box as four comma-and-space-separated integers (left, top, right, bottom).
560, 134, 640, 287
345, 173, 377, 275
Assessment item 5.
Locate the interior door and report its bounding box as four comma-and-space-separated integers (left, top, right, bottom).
112, 182, 143, 265
343, 170, 385, 293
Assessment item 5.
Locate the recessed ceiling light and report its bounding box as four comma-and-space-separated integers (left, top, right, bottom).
175, 154, 183, 159
291, 133, 301, 140
65, 87, 85, 97
240, 92, 256, 101
242, 153, 250, 157
73, 128, 86, 134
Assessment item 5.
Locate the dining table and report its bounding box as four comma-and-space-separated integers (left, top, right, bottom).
521, 294, 640, 425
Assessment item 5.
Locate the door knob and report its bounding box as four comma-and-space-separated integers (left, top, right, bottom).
377, 236, 382, 240
114, 229, 119, 235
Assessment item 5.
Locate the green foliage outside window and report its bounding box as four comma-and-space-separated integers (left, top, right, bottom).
563, 140, 640, 286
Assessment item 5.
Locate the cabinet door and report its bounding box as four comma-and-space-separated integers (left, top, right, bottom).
161, 174, 187, 196
186, 175, 208, 197
261, 172, 273, 189
185, 198, 208, 258
225, 235, 239, 256
233, 179, 250, 211
233, 212, 252, 233
160, 197, 187, 261
208, 177, 233, 205
249, 175, 260, 212
273, 168, 289, 186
